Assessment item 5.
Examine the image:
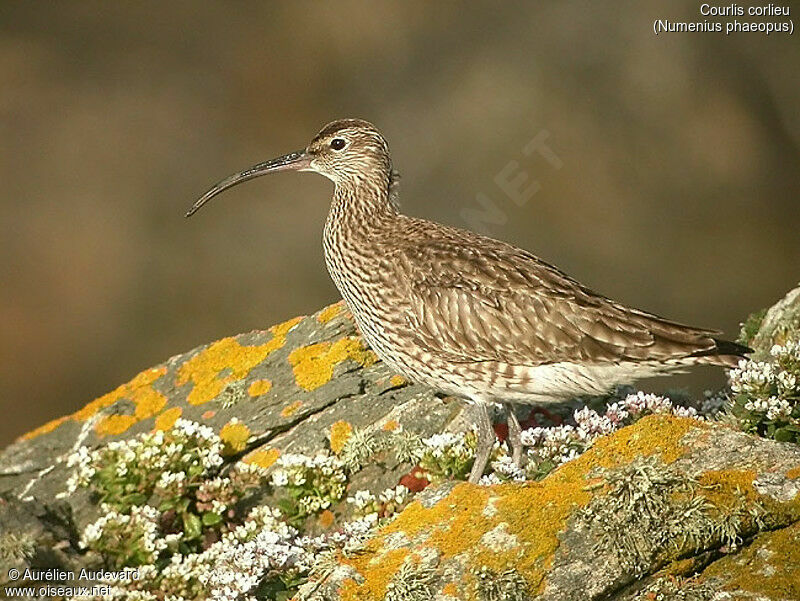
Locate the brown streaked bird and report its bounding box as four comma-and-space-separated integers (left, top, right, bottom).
187, 118, 749, 483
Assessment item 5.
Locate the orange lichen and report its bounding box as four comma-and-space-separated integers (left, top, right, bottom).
95, 414, 138, 436
154, 407, 182, 431
220, 419, 251, 455
243, 447, 280, 469
202, 410, 216, 420
319, 509, 335, 529
786, 466, 800, 480
382, 420, 400, 432
73, 366, 167, 424
248, 379, 273, 397
281, 400, 303, 418
18, 416, 68, 441
329, 420, 353, 454
317, 302, 344, 324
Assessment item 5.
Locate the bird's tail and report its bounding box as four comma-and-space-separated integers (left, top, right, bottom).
689, 338, 752, 368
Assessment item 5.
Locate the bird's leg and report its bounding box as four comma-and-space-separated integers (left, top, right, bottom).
505, 403, 524, 468
469, 402, 494, 484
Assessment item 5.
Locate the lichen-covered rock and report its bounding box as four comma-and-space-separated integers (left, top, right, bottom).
0, 302, 457, 501
2, 285, 800, 600
0, 302, 463, 594
302, 415, 800, 601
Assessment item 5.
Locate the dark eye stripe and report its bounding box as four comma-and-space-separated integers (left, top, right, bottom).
330, 138, 346, 150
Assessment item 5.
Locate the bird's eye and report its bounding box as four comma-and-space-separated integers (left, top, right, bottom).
330, 138, 346, 151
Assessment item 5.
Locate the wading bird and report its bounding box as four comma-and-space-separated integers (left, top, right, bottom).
187, 119, 748, 483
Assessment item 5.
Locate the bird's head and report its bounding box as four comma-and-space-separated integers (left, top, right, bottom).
186, 119, 392, 217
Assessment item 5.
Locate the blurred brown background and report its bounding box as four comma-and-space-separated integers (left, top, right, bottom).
1, 2, 798, 446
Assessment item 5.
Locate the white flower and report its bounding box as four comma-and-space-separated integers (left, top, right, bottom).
270, 469, 289, 487
347, 489, 376, 509
766, 397, 793, 421
378, 485, 409, 505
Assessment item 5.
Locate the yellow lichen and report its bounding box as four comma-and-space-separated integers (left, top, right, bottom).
442, 582, 459, 596
18, 416, 68, 441
317, 302, 344, 324
389, 375, 407, 388
220, 419, 251, 455
95, 414, 138, 436
696, 470, 759, 508
17, 315, 305, 443
330, 420, 353, 454
579, 414, 704, 468
177, 338, 284, 406
248, 379, 273, 397
700, 521, 800, 596
338, 579, 360, 599
341, 547, 410, 600
73, 366, 168, 436
377, 479, 587, 593
271, 315, 305, 337
243, 447, 280, 469
288, 337, 377, 391
135, 390, 166, 420
786, 466, 800, 480
281, 400, 303, 418
154, 407, 182, 431
340, 415, 710, 599
661, 557, 704, 578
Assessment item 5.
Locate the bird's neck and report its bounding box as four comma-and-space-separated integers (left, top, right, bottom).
327, 173, 399, 232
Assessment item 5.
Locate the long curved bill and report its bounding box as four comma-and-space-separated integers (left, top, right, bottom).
185, 150, 311, 217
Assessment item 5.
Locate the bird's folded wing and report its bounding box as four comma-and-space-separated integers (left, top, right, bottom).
402, 241, 719, 367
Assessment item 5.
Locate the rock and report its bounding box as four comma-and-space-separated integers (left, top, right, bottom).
303, 415, 800, 601
746, 283, 800, 360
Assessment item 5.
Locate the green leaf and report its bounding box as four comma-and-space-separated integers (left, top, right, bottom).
124, 493, 148, 507
182, 512, 203, 540
202, 511, 222, 526
773, 427, 795, 443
